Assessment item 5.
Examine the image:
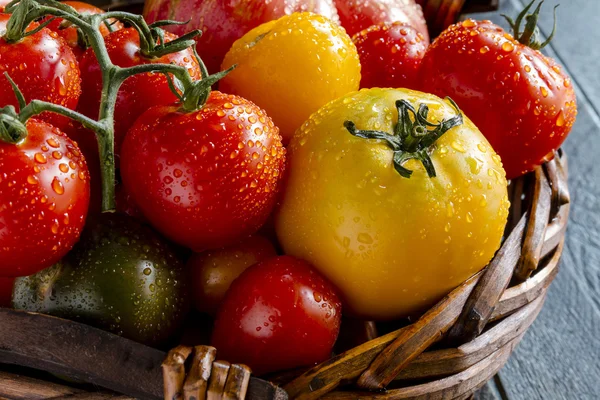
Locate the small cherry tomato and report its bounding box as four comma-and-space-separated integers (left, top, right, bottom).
0, 15, 81, 132
189, 235, 277, 315
211, 256, 342, 375
120, 91, 286, 251
220, 12, 360, 143
78, 27, 201, 158
42, 1, 124, 59
333, 0, 429, 42
353, 22, 428, 90
419, 16, 577, 178
0, 119, 90, 277
143, 0, 340, 74
0, 277, 14, 308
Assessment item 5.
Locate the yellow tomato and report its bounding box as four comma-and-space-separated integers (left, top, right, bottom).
220, 12, 361, 144
275, 88, 509, 320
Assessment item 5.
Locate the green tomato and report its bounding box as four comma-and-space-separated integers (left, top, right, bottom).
12, 214, 190, 346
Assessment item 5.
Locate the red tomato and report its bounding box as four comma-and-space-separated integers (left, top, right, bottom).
78, 28, 201, 159
333, 0, 429, 42
189, 235, 277, 315
143, 0, 340, 74
0, 277, 14, 308
419, 19, 577, 178
0, 119, 90, 277
42, 1, 124, 59
120, 91, 286, 251
211, 256, 342, 375
353, 22, 428, 89
0, 15, 81, 132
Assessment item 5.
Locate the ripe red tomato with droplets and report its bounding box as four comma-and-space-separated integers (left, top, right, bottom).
189, 235, 277, 316
0, 119, 90, 277
143, 0, 340, 75
419, 19, 577, 178
0, 15, 81, 132
211, 256, 342, 375
78, 27, 201, 159
0, 277, 14, 307
353, 22, 428, 90
120, 91, 286, 251
42, 1, 124, 59
333, 0, 429, 43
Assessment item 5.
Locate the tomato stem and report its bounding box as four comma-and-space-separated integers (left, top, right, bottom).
0, 0, 209, 212
502, 0, 558, 50
344, 98, 463, 178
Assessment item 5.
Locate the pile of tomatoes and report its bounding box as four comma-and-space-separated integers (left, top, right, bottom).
0, 0, 576, 376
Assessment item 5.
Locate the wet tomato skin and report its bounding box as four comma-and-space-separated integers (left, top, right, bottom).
220, 12, 361, 144
0, 119, 90, 277
333, 0, 429, 43
189, 235, 277, 315
353, 22, 428, 90
120, 91, 286, 252
77, 28, 201, 158
419, 19, 577, 178
143, 0, 340, 75
0, 15, 81, 132
42, 1, 124, 59
211, 256, 342, 375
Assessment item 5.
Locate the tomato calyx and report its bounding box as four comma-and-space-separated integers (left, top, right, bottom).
502, 0, 558, 50
344, 97, 463, 178
0, 105, 27, 144
0, 74, 27, 144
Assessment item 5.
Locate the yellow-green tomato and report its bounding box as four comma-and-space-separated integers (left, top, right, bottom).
275, 88, 509, 320
220, 12, 361, 144
189, 235, 277, 316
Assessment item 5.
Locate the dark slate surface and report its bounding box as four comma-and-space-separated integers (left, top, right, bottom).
471, 0, 600, 399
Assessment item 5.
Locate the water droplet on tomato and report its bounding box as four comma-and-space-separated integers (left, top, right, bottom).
357, 232, 373, 244
479, 46, 489, 54
451, 141, 465, 153
59, 163, 69, 173
27, 175, 38, 184
556, 110, 565, 127
35, 153, 47, 164
51, 177, 64, 195
502, 42, 515, 52
47, 138, 60, 148
52, 151, 62, 160
51, 221, 59, 234
540, 87, 548, 97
